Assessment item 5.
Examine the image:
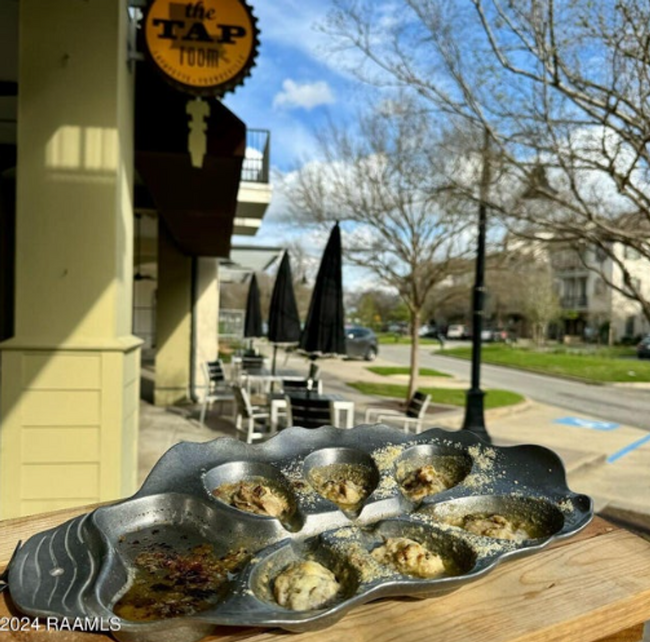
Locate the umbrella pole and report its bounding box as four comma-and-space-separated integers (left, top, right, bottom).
307, 355, 314, 398
272, 345, 278, 375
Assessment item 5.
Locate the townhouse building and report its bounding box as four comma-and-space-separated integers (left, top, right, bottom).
550, 242, 650, 342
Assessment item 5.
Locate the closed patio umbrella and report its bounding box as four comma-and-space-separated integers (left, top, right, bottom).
244, 273, 263, 349
268, 251, 301, 374
299, 222, 346, 357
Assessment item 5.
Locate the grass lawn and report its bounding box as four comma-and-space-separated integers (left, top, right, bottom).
347, 381, 524, 409
545, 345, 637, 358
441, 344, 650, 383
367, 366, 451, 378
376, 332, 439, 345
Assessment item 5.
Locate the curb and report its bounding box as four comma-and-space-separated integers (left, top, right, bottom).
420, 398, 533, 424
610, 382, 650, 389
485, 398, 534, 419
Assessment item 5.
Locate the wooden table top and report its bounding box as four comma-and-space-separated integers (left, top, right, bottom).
1, 507, 649, 642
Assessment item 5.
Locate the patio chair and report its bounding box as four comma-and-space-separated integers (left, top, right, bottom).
364, 390, 432, 434
232, 384, 273, 443
240, 355, 268, 395
199, 360, 235, 425
242, 355, 265, 371
287, 395, 333, 430
266, 379, 322, 430
206, 359, 232, 389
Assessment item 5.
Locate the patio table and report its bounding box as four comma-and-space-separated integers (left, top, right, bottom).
1, 511, 649, 642
241, 369, 304, 395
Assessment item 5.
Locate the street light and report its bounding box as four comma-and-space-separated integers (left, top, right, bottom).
461, 151, 557, 443
461, 128, 492, 442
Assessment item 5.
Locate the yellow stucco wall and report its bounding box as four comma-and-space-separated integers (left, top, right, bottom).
154, 219, 192, 406
193, 258, 220, 401
0, 0, 141, 518
1, 346, 140, 515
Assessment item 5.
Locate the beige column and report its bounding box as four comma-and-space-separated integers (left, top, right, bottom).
192, 258, 220, 402
154, 219, 192, 406
0, 0, 140, 518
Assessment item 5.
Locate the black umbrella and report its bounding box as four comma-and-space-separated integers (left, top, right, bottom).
299, 222, 346, 357
243, 273, 263, 349
268, 251, 301, 374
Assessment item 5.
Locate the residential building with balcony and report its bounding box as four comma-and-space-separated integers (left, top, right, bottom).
549, 243, 650, 341
453, 234, 650, 342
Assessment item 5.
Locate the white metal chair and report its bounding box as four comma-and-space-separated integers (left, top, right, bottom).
286, 395, 333, 430
199, 360, 235, 425
364, 391, 432, 434
232, 385, 273, 443
268, 379, 323, 431
240, 355, 269, 395
242, 355, 266, 371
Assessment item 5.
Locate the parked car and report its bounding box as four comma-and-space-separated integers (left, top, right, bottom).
637, 335, 650, 359
446, 324, 470, 340
346, 326, 379, 361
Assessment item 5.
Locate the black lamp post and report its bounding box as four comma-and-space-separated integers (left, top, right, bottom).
462, 129, 492, 443
461, 148, 557, 443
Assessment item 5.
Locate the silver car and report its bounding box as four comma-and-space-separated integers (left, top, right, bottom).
346, 326, 379, 361
446, 324, 469, 339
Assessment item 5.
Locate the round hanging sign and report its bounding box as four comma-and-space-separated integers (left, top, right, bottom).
144, 0, 260, 96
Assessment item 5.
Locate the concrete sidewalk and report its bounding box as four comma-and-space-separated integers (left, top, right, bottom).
138, 349, 650, 526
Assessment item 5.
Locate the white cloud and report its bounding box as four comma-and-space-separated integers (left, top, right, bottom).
253, 2, 331, 60
253, 0, 406, 82
273, 79, 335, 111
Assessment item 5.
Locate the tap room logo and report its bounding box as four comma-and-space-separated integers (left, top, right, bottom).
144, 0, 259, 96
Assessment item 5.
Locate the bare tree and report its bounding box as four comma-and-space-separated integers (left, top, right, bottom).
323, 0, 650, 323
285, 98, 473, 400
430, 249, 559, 340
284, 240, 314, 320
519, 264, 562, 346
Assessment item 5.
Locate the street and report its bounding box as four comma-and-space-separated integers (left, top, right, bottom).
378, 344, 650, 432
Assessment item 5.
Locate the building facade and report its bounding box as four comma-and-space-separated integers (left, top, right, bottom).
0, 0, 271, 518
550, 242, 650, 342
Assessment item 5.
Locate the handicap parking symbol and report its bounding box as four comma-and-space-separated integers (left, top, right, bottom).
554, 417, 620, 431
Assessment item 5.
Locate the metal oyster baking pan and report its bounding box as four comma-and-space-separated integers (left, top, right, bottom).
7, 424, 593, 641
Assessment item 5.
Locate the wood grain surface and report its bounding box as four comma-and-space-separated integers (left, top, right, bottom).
594, 623, 645, 642
1, 511, 649, 642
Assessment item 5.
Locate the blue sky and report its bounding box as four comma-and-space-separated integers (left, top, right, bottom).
217, 0, 387, 293
224, 1, 357, 173
222, 0, 377, 275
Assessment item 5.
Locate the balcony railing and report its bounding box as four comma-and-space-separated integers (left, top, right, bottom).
551, 257, 588, 271
241, 129, 270, 184
561, 295, 588, 309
